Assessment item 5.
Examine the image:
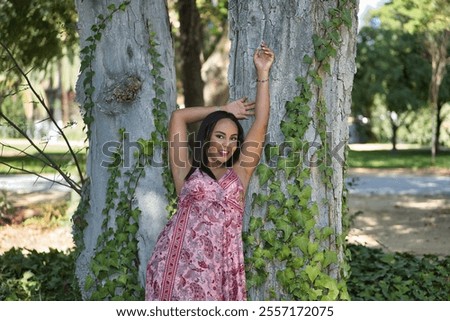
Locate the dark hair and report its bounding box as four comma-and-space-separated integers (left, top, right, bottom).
185, 111, 244, 180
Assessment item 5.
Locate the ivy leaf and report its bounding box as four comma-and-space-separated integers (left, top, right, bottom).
277, 245, 292, 261
308, 242, 319, 256
303, 55, 313, 64
323, 251, 338, 268
305, 265, 320, 283
261, 229, 277, 246
292, 234, 309, 254
275, 218, 295, 241
256, 164, 274, 186
249, 217, 264, 233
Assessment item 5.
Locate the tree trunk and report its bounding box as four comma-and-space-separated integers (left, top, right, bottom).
74, 0, 176, 300
177, 0, 205, 107
427, 31, 449, 161
202, 25, 231, 107
228, 0, 358, 300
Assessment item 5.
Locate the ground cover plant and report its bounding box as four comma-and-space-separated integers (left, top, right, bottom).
1, 245, 448, 301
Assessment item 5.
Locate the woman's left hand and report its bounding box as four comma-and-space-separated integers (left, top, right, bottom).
223, 97, 255, 120
254, 41, 275, 72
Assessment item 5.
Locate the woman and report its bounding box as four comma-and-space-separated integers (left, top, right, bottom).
145, 42, 275, 301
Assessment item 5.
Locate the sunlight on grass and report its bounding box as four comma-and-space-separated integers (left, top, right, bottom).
347, 148, 450, 170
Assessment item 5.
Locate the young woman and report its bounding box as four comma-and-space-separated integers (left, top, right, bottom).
145, 42, 275, 301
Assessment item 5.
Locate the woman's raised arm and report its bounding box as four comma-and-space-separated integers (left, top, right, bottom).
234, 42, 275, 190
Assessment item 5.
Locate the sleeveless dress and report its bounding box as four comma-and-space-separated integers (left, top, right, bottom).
145, 168, 247, 301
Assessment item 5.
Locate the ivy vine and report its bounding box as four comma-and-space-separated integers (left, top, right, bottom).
78, 1, 131, 138
244, 0, 356, 300
142, 23, 177, 217
73, 1, 132, 269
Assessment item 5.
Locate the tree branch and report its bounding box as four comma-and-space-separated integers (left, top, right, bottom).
0, 41, 86, 185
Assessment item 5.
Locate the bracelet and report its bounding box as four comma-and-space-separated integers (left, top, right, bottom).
256, 78, 269, 83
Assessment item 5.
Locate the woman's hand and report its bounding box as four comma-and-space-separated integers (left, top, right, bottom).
223, 97, 255, 120
253, 41, 275, 73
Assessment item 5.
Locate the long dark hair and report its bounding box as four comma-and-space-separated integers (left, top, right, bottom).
185, 111, 244, 180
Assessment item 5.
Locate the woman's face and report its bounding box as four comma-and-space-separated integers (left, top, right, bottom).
207, 118, 239, 167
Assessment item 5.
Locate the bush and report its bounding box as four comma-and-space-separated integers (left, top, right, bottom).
0, 248, 80, 300
347, 244, 450, 301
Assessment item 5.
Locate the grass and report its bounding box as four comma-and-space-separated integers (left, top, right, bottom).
347, 148, 450, 170
0, 152, 86, 175
0, 139, 86, 175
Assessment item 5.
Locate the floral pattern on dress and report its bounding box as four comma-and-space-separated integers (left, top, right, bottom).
145, 168, 246, 301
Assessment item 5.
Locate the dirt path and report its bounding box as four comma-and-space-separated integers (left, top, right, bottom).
347, 194, 450, 256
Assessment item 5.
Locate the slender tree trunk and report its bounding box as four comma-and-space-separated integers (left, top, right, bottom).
427, 31, 449, 161
74, 0, 176, 299
229, 0, 357, 300
177, 0, 204, 107
202, 26, 231, 106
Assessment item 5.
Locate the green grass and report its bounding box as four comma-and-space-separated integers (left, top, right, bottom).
347, 148, 450, 170
0, 151, 86, 175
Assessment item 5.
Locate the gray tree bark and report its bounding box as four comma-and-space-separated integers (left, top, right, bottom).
228, 0, 358, 300
74, 0, 176, 299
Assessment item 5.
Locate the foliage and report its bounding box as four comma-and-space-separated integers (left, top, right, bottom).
352, 26, 430, 147
347, 244, 450, 301
353, 0, 450, 150
0, 0, 78, 76
0, 248, 81, 301
0, 97, 27, 138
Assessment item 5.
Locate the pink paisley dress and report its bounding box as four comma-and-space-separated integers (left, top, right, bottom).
145, 168, 247, 301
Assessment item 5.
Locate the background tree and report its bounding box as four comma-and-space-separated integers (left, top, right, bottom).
371, 0, 450, 160
171, 0, 229, 107
0, 0, 78, 134
0, 0, 83, 191
352, 27, 429, 150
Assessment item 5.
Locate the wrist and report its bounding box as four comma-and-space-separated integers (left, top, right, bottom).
214, 105, 225, 112
256, 71, 270, 81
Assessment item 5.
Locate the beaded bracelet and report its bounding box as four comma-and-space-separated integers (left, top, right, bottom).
256, 78, 269, 83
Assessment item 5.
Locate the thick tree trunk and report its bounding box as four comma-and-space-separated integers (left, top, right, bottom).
228, 0, 357, 300
74, 0, 175, 299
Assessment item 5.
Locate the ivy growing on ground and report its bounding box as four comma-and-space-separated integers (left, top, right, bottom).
244, 0, 356, 300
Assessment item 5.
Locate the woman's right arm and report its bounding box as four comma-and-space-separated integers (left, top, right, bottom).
169, 102, 253, 194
